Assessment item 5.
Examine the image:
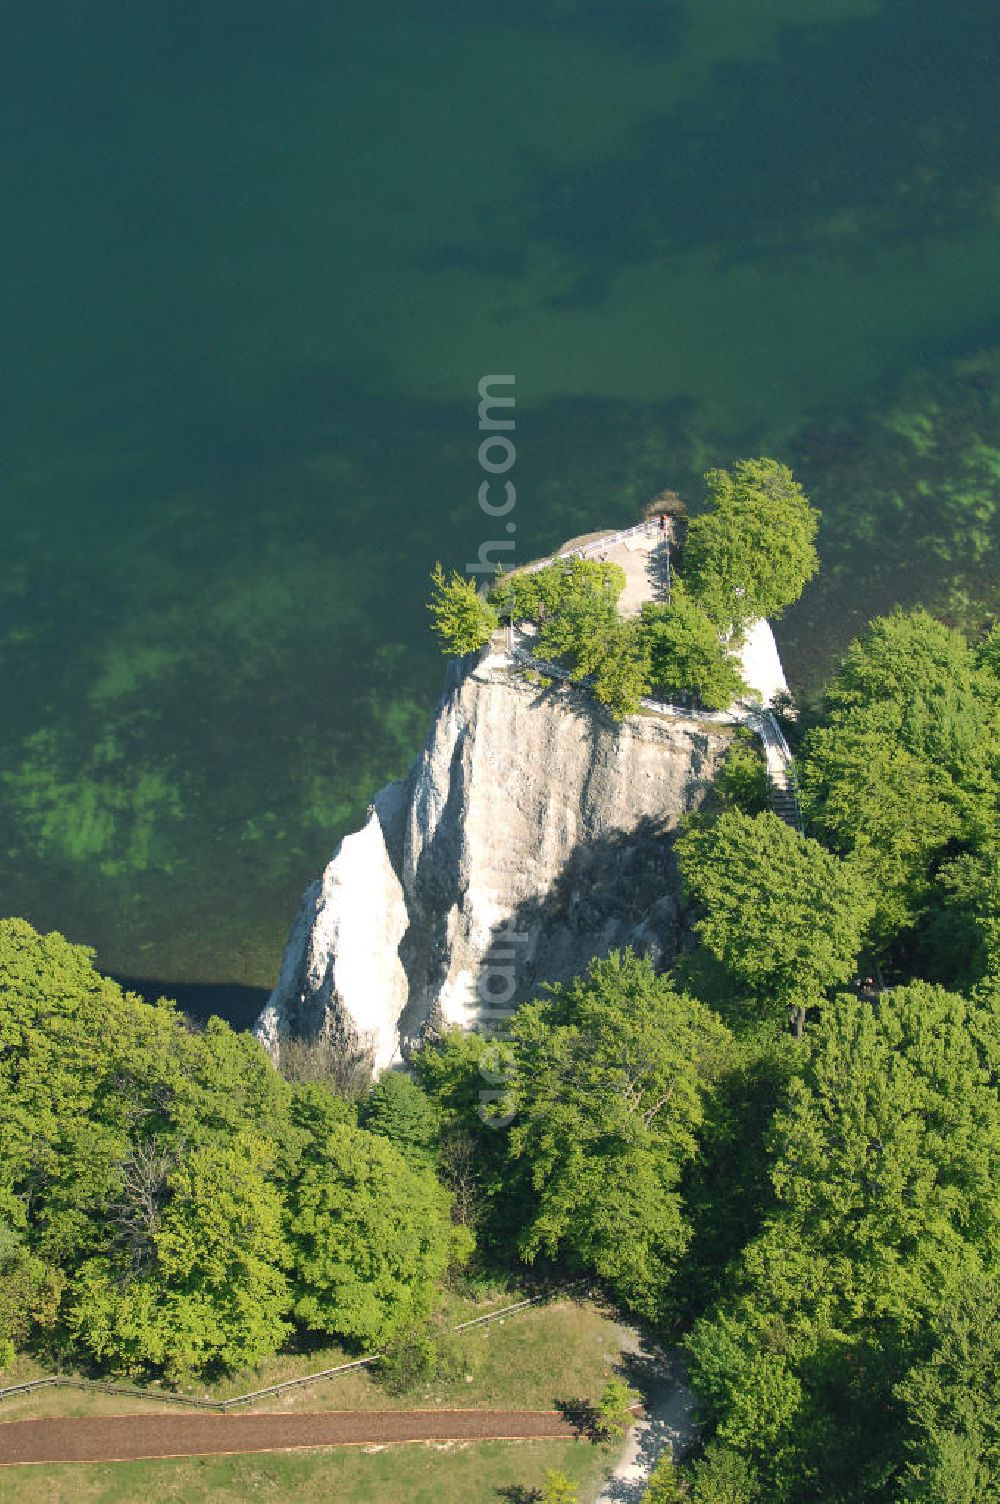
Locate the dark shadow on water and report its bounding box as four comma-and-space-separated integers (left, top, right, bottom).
429, 0, 686, 55
114, 976, 271, 1032
523, 0, 1000, 306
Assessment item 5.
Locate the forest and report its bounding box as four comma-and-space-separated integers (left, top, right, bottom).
2, 465, 998, 1502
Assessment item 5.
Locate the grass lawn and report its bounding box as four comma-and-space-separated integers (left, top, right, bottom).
0, 1438, 613, 1504
0, 1294, 630, 1421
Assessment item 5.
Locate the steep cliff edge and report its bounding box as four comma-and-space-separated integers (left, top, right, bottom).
256, 639, 735, 1071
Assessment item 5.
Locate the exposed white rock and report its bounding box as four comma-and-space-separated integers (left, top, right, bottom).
255, 786, 409, 1073
257, 521, 796, 1073
257, 645, 734, 1073
737, 618, 788, 708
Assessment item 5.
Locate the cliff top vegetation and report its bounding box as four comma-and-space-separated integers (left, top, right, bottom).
427, 456, 819, 717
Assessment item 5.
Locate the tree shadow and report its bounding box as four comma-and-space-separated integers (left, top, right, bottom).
396, 638, 728, 1044
555, 1395, 601, 1441
598, 1338, 701, 1503
496, 1487, 542, 1503
644, 538, 672, 605
472, 814, 690, 1019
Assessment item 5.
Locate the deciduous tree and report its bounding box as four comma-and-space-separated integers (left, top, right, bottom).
359, 1071, 440, 1170
640, 591, 748, 711
897, 1272, 1000, 1503
507, 951, 731, 1319
287, 1121, 468, 1347
684, 458, 819, 631
67, 1135, 291, 1381
676, 811, 873, 1036
428, 563, 499, 654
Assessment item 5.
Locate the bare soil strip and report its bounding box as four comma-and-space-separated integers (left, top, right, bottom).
0, 1408, 579, 1467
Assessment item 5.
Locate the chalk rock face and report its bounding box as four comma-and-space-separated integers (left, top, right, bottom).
256, 645, 733, 1072
255, 782, 410, 1074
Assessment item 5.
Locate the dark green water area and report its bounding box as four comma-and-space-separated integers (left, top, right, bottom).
2, 0, 998, 1018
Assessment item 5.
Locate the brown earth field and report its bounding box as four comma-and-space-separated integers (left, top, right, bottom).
0, 1407, 587, 1467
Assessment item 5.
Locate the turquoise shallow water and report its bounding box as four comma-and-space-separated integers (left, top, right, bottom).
1, 0, 998, 1008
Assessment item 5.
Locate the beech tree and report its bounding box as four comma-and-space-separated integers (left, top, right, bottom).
541, 1471, 580, 1504
596, 1376, 642, 1441
491, 556, 625, 627
359, 1071, 440, 1170
0, 1224, 62, 1371
799, 714, 963, 946
685, 1444, 760, 1503
640, 590, 748, 711
0, 918, 292, 1269
976, 621, 1000, 681
507, 951, 731, 1319
67, 1135, 291, 1380
583, 618, 652, 718
687, 985, 1000, 1501
287, 1121, 468, 1347
897, 1272, 1000, 1503
493, 557, 648, 717
824, 610, 990, 742
641, 1453, 686, 1502
640, 1443, 759, 1503
676, 810, 874, 1036
684, 458, 819, 630
800, 610, 999, 961
535, 563, 623, 664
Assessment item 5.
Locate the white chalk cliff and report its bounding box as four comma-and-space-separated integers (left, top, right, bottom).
256, 523, 789, 1073
256, 643, 735, 1071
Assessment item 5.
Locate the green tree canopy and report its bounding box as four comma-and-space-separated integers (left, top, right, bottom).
687, 984, 1000, 1502
533, 561, 624, 663
642, 1452, 687, 1503
822, 609, 997, 788
0, 919, 474, 1383
683, 458, 819, 631
491, 556, 625, 627
640, 589, 748, 711
580, 617, 653, 718
897, 1272, 1000, 1504
540, 1469, 580, 1504
799, 610, 999, 962
799, 714, 964, 948
66, 1135, 291, 1381
685, 1443, 760, 1504
494, 557, 651, 717
596, 1376, 642, 1440
676, 811, 874, 1035
359, 1071, 441, 1169
286, 1121, 466, 1348
506, 951, 731, 1320
0, 1223, 62, 1372
0, 918, 292, 1268
428, 563, 499, 655
976, 621, 1000, 681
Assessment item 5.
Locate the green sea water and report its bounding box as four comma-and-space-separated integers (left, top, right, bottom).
1, 0, 998, 1016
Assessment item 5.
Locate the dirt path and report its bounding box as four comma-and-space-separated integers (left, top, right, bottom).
595, 1329, 700, 1504
0, 1407, 583, 1467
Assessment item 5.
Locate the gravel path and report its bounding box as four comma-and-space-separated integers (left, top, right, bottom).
0, 1407, 581, 1467
595, 1329, 700, 1504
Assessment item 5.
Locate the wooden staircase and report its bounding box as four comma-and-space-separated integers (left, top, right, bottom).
769, 773, 802, 829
